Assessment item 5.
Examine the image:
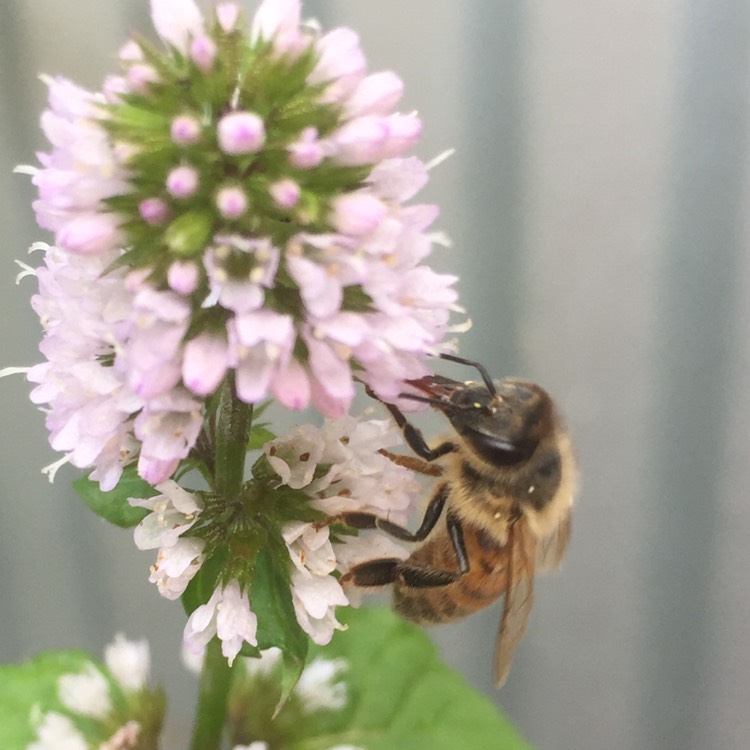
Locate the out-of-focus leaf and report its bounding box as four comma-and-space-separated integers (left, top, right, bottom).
0, 651, 93, 749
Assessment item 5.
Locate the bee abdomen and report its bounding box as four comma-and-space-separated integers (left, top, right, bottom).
392, 533, 508, 624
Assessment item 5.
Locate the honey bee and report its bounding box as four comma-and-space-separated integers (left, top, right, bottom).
339, 354, 577, 686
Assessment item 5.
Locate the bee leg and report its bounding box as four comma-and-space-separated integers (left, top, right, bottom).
394, 513, 469, 588
340, 497, 471, 590
338, 484, 449, 542
340, 558, 401, 587
364, 384, 456, 461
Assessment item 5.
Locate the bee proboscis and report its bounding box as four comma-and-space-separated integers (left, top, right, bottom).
339, 354, 577, 686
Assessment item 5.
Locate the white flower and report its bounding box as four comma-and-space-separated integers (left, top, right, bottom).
27, 711, 88, 750
104, 634, 151, 693
183, 580, 258, 665
241, 646, 282, 677
294, 657, 348, 712
149, 537, 206, 600
131, 480, 205, 599
265, 414, 422, 640
58, 663, 112, 720
132, 480, 202, 549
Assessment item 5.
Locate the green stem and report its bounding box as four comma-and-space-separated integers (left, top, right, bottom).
188, 638, 234, 750
214, 372, 254, 497
188, 374, 254, 749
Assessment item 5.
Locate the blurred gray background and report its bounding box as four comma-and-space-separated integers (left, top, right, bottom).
2, 2, 749, 748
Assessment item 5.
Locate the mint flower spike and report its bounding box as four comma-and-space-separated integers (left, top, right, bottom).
18, 0, 461, 489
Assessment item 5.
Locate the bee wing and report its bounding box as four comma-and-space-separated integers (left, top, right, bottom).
493, 520, 537, 687
535, 508, 572, 573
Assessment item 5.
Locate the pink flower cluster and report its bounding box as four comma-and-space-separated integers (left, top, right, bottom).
18, 0, 459, 489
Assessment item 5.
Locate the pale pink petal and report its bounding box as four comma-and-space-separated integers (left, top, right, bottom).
344, 71, 404, 117
271, 357, 310, 410
150, 0, 205, 52
183, 333, 229, 395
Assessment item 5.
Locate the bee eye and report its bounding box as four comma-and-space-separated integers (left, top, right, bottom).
463, 428, 537, 467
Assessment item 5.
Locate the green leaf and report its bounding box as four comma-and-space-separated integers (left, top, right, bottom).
0, 650, 95, 748
248, 425, 276, 451
72, 465, 156, 528
181, 545, 229, 616
300, 607, 531, 750
251, 547, 309, 709
234, 607, 530, 750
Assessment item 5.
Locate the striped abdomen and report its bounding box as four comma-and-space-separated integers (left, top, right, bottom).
392, 524, 512, 625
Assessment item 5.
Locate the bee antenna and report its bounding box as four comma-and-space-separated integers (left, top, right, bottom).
439, 353, 497, 397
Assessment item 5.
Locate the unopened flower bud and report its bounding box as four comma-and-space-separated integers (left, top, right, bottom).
166, 166, 199, 199
270, 179, 300, 209
345, 71, 404, 117
126, 63, 159, 94
139, 197, 170, 225
217, 111, 265, 155
381, 113, 423, 158
171, 115, 202, 145
216, 3, 241, 33
190, 35, 217, 71
216, 185, 248, 218
330, 192, 387, 236
118, 40, 143, 62
331, 116, 389, 166
288, 127, 324, 169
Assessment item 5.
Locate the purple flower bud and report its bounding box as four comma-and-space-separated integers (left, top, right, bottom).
269, 179, 300, 209
217, 111, 265, 155
166, 166, 199, 199
118, 40, 143, 62
345, 71, 404, 117
190, 35, 217, 71
103, 75, 128, 103
171, 115, 202, 145
287, 127, 324, 169
309, 28, 366, 88
139, 197, 171, 225
330, 192, 387, 236
216, 3, 241, 33
216, 185, 248, 219
126, 64, 159, 94
330, 116, 389, 166
381, 113, 422, 158
168, 261, 199, 295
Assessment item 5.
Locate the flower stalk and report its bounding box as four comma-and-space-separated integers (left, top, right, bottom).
214, 373, 254, 498
188, 638, 234, 750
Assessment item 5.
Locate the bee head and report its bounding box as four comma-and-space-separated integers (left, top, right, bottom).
404, 375, 554, 467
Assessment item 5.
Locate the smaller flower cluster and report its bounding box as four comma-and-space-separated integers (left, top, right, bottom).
132, 413, 422, 662
227, 649, 364, 750
27, 635, 162, 750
